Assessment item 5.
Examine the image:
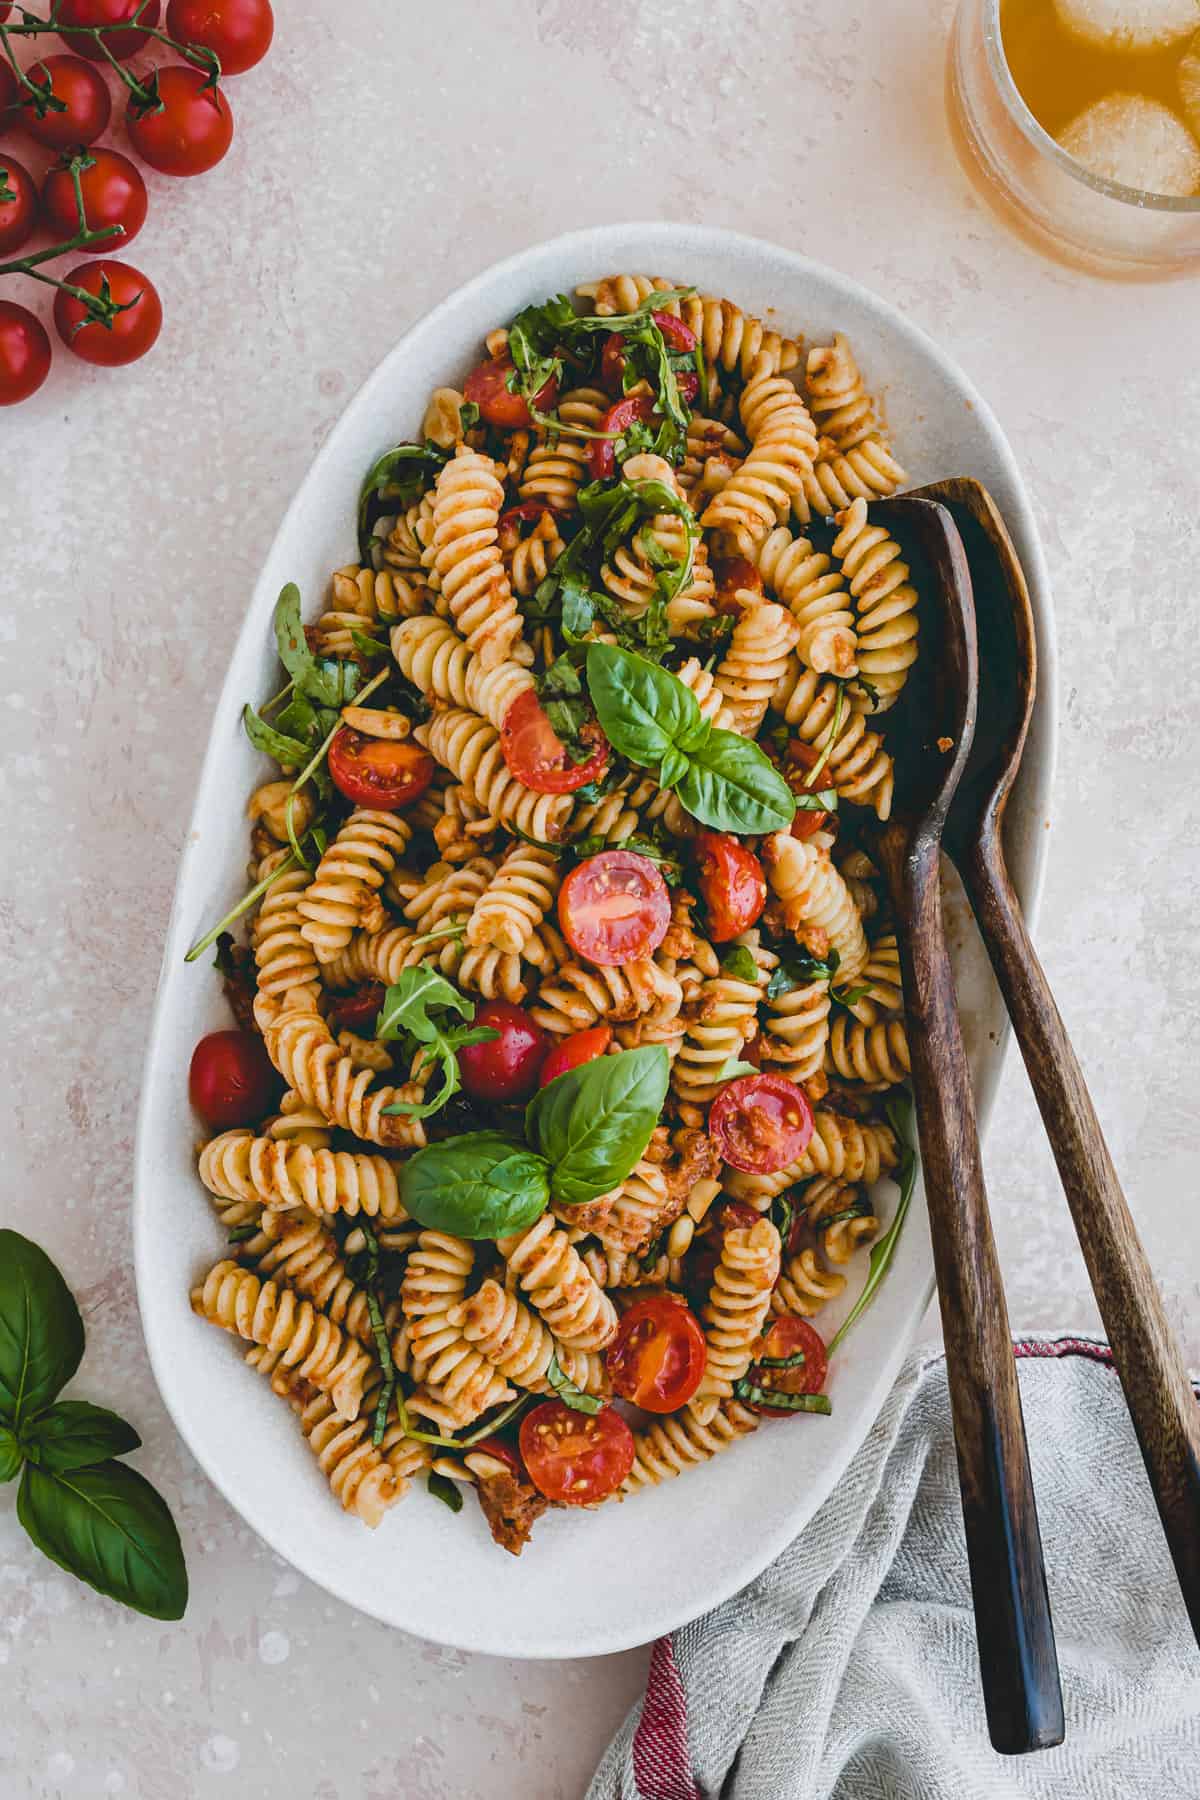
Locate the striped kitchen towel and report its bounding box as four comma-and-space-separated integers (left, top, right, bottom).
588, 1339, 1200, 1800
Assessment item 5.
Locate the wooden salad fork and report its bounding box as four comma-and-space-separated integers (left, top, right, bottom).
903, 476, 1200, 1649
867, 496, 1064, 1755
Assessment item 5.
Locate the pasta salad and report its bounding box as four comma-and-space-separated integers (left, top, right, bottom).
184, 276, 920, 1555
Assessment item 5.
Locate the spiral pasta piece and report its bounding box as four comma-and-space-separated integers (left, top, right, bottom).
428, 446, 523, 668
519, 434, 589, 516
576, 277, 802, 383
806, 1178, 879, 1265
403, 855, 494, 934
593, 1158, 674, 1255
530, 957, 682, 1037
724, 1111, 898, 1206
672, 932, 769, 1117
805, 334, 882, 450
800, 438, 908, 522
245, 1210, 389, 1347
296, 809, 412, 964
448, 1279, 607, 1396
675, 656, 736, 730
497, 1215, 618, 1351
251, 850, 321, 1026
771, 1246, 847, 1318
263, 997, 427, 1150
465, 842, 559, 956
690, 1218, 781, 1422
198, 1129, 405, 1221
759, 958, 831, 1082
771, 659, 895, 819
825, 1015, 910, 1089
504, 508, 564, 598
456, 942, 528, 1005
623, 1399, 758, 1493
701, 374, 819, 551
712, 599, 799, 735
414, 706, 573, 842
841, 931, 903, 1024
390, 615, 535, 734
399, 1230, 471, 1379
763, 832, 869, 983
831, 499, 919, 711
287, 1387, 400, 1528
191, 1259, 371, 1421
753, 525, 856, 678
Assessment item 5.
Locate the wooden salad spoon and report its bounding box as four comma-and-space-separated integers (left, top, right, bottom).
867, 496, 1065, 1755
902, 476, 1200, 1648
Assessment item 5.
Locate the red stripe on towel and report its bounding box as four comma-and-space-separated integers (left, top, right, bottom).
632, 1636, 701, 1800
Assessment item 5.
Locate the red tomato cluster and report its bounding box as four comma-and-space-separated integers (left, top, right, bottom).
0, 0, 273, 403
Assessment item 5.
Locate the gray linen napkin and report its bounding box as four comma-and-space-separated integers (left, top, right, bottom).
587, 1338, 1200, 1800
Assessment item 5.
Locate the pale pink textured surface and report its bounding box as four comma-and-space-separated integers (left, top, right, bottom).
1, 1, 1198, 1795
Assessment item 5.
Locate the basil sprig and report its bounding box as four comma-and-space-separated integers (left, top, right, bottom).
586, 645, 795, 835
0, 1232, 187, 1620
399, 1134, 551, 1240
377, 968, 499, 1121
525, 1045, 669, 1208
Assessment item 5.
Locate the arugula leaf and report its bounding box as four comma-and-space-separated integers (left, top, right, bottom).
241, 704, 311, 768
0, 1232, 84, 1428
273, 586, 360, 710
536, 655, 594, 764
376, 970, 498, 1121
357, 441, 449, 559
226, 1224, 258, 1246
18, 1460, 187, 1621
545, 1355, 603, 1416
721, 944, 760, 983
767, 947, 841, 997
22, 1402, 140, 1475
399, 1134, 550, 1240
526, 1046, 669, 1208
459, 400, 481, 432
427, 1471, 464, 1513
675, 730, 796, 835
827, 1091, 918, 1356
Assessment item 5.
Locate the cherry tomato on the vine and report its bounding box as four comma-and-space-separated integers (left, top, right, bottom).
42, 147, 148, 246
462, 353, 556, 430
126, 64, 233, 175
519, 1401, 634, 1505
21, 55, 111, 148
0, 62, 19, 135
693, 830, 766, 943
558, 849, 671, 967
189, 1028, 280, 1129
327, 728, 434, 811
0, 155, 38, 255
744, 1316, 829, 1416
0, 302, 51, 405
708, 1073, 814, 1175
456, 1000, 549, 1104
58, 0, 161, 60
54, 259, 162, 365
328, 983, 386, 1035
606, 1294, 707, 1413
0, 4, 12, 19
500, 689, 608, 796
166, 0, 274, 75
538, 1024, 612, 1087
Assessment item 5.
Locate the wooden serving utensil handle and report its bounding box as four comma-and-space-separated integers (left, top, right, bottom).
965, 824, 1200, 1643
878, 824, 1064, 1753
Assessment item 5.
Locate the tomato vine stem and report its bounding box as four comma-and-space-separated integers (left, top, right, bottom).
0, 1, 222, 114
0, 152, 131, 319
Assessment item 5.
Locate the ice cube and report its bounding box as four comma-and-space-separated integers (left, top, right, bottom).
1180, 38, 1200, 134
1055, 0, 1200, 52
1057, 93, 1200, 195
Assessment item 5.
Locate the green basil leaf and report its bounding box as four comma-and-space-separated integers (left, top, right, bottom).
0, 1232, 84, 1427
767, 946, 840, 997
714, 1056, 759, 1082
242, 703, 311, 768
427, 1471, 464, 1513
658, 745, 690, 791
793, 787, 838, 814
720, 944, 760, 983
827, 1091, 918, 1356
675, 729, 796, 834
399, 1134, 550, 1240
546, 1354, 603, 1415
24, 1402, 141, 1474
0, 1425, 21, 1483
18, 1459, 187, 1620
586, 644, 708, 767
525, 1045, 670, 1208
731, 1381, 832, 1415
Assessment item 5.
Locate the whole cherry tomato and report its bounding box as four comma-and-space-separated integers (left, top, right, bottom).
327, 728, 434, 811
538, 1024, 612, 1087
189, 1028, 280, 1129
708, 1073, 814, 1175
42, 147, 148, 246
57, 0, 161, 60
558, 850, 671, 967
519, 1401, 634, 1504
0, 302, 51, 405
21, 55, 111, 148
499, 689, 608, 796
0, 62, 18, 135
457, 1000, 549, 1104
463, 353, 557, 430
0, 155, 37, 255
744, 1316, 829, 1416
693, 830, 766, 943
328, 983, 386, 1035
606, 1294, 707, 1413
54, 260, 162, 366
166, 0, 274, 74
127, 64, 233, 175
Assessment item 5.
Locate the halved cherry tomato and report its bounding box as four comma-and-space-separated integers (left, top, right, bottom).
166, 0, 274, 75
42, 146, 148, 247
709, 1073, 814, 1174
54, 260, 162, 366
790, 803, 832, 841
712, 556, 763, 613
674, 371, 700, 406
498, 500, 558, 532
745, 1316, 828, 1416
599, 331, 627, 397
588, 395, 656, 481
684, 1198, 762, 1308
500, 689, 608, 795
0, 155, 37, 255
606, 1294, 707, 1413
785, 741, 835, 840
457, 1000, 548, 1103
693, 831, 766, 943
21, 55, 111, 148
558, 850, 671, 967
519, 1400, 634, 1505
0, 301, 51, 406
538, 1024, 612, 1086
470, 1434, 522, 1477
328, 983, 386, 1034
327, 728, 434, 811
652, 309, 697, 353
126, 64, 233, 176
463, 353, 557, 430
58, 0, 160, 60
189, 1028, 280, 1129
